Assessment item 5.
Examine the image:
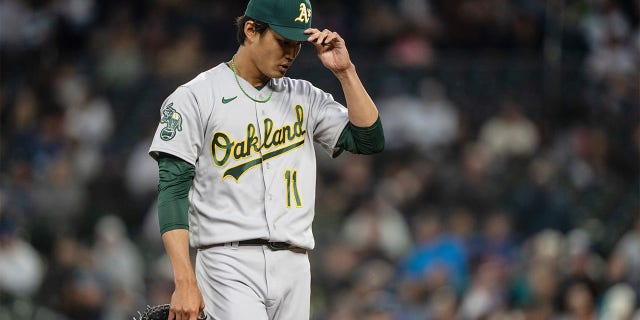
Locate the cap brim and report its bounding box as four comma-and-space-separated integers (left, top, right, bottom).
270, 25, 309, 42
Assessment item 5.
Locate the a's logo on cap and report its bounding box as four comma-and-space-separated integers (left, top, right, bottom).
294, 3, 311, 24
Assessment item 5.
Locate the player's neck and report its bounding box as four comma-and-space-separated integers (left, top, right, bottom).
232, 51, 269, 87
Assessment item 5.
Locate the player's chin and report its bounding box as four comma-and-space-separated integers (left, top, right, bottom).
265, 70, 286, 79
274, 65, 289, 77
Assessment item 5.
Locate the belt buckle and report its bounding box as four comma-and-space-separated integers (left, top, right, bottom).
267, 242, 291, 250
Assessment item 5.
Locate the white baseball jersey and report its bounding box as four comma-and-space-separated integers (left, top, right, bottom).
149, 63, 349, 250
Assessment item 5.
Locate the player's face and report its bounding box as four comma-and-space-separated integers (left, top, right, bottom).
252, 29, 302, 79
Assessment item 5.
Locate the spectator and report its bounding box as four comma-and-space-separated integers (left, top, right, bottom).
93, 214, 145, 320
612, 215, 640, 291
31, 154, 87, 233
157, 27, 207, 81
1, 161, 36, 226
93, 215, 144, 293
443, 142, 498, 212
586, 35, 637, 81
581, 0, 631, 50
523, 229, 565, 268
64, 86, 114, 182
475, 210, 518, 267
0, 215, 45, 298
446, 206, 477, 261
558, 278, 599, 320
457, 257, 509, 320
562, 228, 606, 285
398, 211, 468, 302
426, 286, 459, 320
512, 260, 560, 315
378, 78, 459, 155
0, 0, 57, 49
7, 87, 40, 164
376, 158, 435, 211
478, 99, 539, 162
38, 235, 82, 311
58, 264, 107, 319
599, 283, 637, 320
315, 242, 362, 300
506, 155, 574, 236
63, 87, 113, 149
124, 134, 159, 199
341, 196, 412, 261
96, 7, 146, 89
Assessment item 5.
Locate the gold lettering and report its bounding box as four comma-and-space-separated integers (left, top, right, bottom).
263, 118, 274, 149
247, 124, 260, 153
293, 105, 306, 137
273, 128, 283, 146
212, 132, 232, 166
233, 141, 246, 159
283, 126, 293, 141
210, 105, 308, 176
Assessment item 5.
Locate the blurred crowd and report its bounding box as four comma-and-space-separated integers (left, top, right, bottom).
0, 0, 638, 319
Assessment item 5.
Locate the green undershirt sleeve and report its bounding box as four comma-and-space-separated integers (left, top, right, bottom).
157, 153, 195, 234
335, 116, 385, 155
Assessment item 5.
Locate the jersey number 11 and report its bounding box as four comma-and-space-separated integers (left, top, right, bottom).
284, 169, 302, 208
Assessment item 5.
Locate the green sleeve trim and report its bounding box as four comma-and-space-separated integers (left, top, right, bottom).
157, 154, 196, 234
336, 116, 385, 154
158, 200, 190, 234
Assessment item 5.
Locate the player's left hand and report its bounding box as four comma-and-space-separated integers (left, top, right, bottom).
305, 28, 353, 75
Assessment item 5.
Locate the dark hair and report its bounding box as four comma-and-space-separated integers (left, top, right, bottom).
236, 15, 269, 45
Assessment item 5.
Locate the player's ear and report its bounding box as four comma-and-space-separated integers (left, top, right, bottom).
244, 20, 258, 44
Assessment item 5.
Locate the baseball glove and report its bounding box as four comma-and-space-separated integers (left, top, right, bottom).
134, 304, 207, 320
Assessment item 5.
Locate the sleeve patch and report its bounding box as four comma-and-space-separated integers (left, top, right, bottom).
159, 102, 183, 141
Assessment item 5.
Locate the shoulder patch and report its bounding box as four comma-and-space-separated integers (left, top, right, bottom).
159, 102, 183, 141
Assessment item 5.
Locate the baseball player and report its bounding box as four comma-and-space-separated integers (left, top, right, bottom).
149, 0, 384, 319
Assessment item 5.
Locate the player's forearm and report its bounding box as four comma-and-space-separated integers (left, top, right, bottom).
162, 229, 197, 284
335, 64, 378, 127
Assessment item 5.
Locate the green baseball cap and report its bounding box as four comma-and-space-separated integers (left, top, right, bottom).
245, 0, 312, 42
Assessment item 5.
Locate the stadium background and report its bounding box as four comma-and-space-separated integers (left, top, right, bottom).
0, 0, 638, 319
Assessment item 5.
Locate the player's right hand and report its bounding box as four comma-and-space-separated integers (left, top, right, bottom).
169, 279, 205, 320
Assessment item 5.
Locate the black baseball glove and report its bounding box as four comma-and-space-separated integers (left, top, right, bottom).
134, 304, 207, 320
